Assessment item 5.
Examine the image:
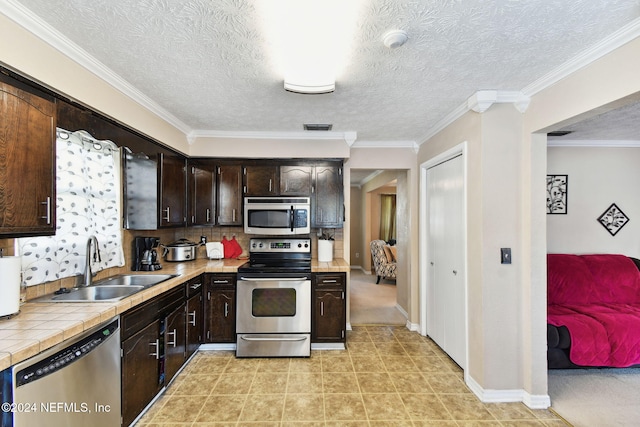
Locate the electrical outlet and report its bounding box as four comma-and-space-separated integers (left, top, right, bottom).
355, 252, 360, 258
501, 248, 512, 264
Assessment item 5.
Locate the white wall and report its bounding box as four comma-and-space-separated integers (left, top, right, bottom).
547, 146, 640, 255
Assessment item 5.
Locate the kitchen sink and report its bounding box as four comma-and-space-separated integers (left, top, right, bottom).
92, 274, 178, 288
44, 285, 146, 302
35, 274, 179, 302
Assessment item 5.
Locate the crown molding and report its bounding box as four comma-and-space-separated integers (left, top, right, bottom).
188, 129, 358, 145
522, 17, 640, 96
419, 18, 640, 146
547, 139, 640, 148
1, 0, 192, 135
467, 90, 530, 113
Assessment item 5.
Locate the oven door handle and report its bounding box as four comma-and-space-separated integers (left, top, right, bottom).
240, 336, 308, 342
239, 277, 309, 281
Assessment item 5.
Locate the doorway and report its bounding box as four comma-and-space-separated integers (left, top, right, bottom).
349, 169, 408, 325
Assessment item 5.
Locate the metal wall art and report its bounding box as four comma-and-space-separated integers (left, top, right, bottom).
547, 175, 568, 214
597, 203, 629, 236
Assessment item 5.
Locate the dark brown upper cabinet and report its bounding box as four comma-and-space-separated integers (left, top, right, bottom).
158, 153, 187, 227
280, 165, 313, 196
0, 75, 56, 237
312, 164, 344, 228
188, 163, 216, 226
217, 164, 243, 225
244, 165, 279, 196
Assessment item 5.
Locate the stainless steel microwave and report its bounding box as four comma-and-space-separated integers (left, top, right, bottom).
244, 197, 311, 235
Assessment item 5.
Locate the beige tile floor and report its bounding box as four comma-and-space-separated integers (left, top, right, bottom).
136, 326, 568, 426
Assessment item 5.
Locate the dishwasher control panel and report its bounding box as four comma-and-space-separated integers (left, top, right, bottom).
14, 319, 119, 387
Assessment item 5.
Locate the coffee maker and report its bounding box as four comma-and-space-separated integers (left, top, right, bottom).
133, 236, 162, 271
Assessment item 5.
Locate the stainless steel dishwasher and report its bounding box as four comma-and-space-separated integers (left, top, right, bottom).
11, 317, 121, 427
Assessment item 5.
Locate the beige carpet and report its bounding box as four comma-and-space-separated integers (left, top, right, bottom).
349, 269, 406, 325
548, 368, 640, 426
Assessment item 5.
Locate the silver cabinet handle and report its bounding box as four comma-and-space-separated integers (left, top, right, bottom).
206, 208, 211, 223
232, 209, 236, 222
322, 279, 337, 284
269, 179, 272, 192
167, 329, 177, 347
163, 206, 170, 222
224, 302, 229, 317
40, 197, 51, 224
320, 301, 324, 316
188, 310, 197, 326
149, 339, 160, 359
213, 280, 229, 284
190, 282, 202, 290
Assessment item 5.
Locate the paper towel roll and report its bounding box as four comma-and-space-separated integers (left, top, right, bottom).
0, 256, 21, 316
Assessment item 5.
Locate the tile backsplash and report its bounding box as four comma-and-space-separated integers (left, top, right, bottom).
0, 226, 343, 301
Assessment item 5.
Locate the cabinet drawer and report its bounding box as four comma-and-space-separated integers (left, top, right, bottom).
313, 273, 345, 288
206, 273, 237, 288
186, 274, 204, 297
121, 285, 185, 340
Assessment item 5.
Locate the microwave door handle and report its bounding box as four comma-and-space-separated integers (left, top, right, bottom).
290, 205, 295, 232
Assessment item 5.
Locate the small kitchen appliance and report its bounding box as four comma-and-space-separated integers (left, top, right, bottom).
132, 236, 161, 271
236, 237, 312, 357
161, 238, 202, 262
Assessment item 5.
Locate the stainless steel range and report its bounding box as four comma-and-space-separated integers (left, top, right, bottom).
236, 237, 312, 357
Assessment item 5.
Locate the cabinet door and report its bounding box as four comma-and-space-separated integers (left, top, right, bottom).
312, 274, 346, 343
121, 319, 161, 427
0, 77, 56, 237
186, 293, 203, 358
159, 153, 186, 227
244, 165, 278, 196
189, 165, 215, 226
217, 165, 242, 225
204, 275, 236, 343
164, 303, 187, 384
313, 165, 344, 228
280, 165, 313, 195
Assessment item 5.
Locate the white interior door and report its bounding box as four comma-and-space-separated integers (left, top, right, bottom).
426, 154, 465, 368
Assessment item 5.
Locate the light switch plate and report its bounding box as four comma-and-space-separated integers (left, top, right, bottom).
501, 248, 512, 264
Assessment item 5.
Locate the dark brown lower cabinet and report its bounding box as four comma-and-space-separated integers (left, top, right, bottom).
120, 282, 194, 426
312, 273, 346, 343
186, 292, 203, 358
204, 274, 236, 343
121, 319, 162, 427
164, 303, 187, 384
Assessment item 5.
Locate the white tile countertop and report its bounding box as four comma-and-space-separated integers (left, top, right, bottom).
0, 258, 349, 370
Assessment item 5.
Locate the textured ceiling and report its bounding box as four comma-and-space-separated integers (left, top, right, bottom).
9, 0, 640, 143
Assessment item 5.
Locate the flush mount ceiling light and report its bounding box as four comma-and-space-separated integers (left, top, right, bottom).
382, 30, 408, 49
257, 0, 364, 94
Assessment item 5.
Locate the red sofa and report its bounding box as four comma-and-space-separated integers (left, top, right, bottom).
547, 254, 640, 368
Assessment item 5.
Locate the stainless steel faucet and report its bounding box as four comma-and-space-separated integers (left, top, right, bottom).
83, 236, 101, 287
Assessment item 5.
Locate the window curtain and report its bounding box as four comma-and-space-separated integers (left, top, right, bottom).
379, 194, 396, 242
19, 129, 125, 286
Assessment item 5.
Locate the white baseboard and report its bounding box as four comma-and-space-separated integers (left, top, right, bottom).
465, 375, 551, 409
405, 320, 420, 332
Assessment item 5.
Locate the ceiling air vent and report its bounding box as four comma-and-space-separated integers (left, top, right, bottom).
547, 130, 573, 137
304, 123, 333, 131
